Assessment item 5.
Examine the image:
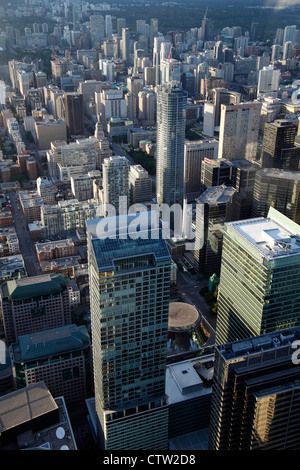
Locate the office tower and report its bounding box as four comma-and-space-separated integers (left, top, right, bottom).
283, 41, 293, 60
102, 156, 130, 215
97, 88, 127, 133
201, 158, 232, 192
10, 325, 91, 404
200, 12, 213, 42
64, 92, 84, 137
90, 15, 105, 43
261, 120, 299, 170
274, 28, 284, 45
122, 27, 130, 66
150, 18, 158, 46
218, 101, 261, 161
87, 214, 171, 450
0, 274, 71, 344
252, 168, 300, 224
138, 90, 155, 123
194, 185, 237, 277
209, 327, 300, 450
283, 25, 297, 44
129, 164, 152, 204
34, 119, 67, 151
156, 83, 187, 208
105, 15, 113, 38
230, 158, 258, 220
271, 44, 281, 62
257, 66, 280, 98
184, 139, 219, 195
215, 207, 300, 345
117, 18, 126, 36
203, 88, 241, 135
160, 58, 181, 85
250, 22, 258, 42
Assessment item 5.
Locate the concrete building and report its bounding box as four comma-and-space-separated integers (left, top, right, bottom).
41, 199, 100, 239
102, 156, 130, 215
184, 140, 219, 195
35, 119, 67, 151
18, 191, 43, 224
0, 273, 71, 344
0, 382, 77, 450
36, 177, 56, 205
257, 65, 280, 99
0, 254, 27, 282
218, 102, 261, 161
71, 175, 94, 201
10, 325, 91, 404
129, 164, 152, 204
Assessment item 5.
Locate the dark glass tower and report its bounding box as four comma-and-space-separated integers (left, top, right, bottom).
209, 327, 300, 450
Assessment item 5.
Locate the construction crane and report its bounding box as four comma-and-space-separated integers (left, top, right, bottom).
168, 43, 173, 60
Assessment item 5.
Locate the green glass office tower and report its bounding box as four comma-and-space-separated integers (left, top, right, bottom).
216, 207, 300, 345
87, 216, 171, 450
209, 327, 300, 450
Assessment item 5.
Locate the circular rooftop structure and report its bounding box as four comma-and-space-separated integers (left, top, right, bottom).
168, 302, 201, 333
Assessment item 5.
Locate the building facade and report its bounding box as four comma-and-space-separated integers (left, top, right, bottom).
216, 208, 300, 345
156, 83, 187, 208
87, 216, 171, 450
209, 327, 300, 450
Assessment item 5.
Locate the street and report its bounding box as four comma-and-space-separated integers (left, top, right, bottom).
7, 191, 41, 277
175, 268, 216, 345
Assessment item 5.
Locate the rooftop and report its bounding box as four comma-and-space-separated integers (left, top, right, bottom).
197, 185, 236, 205
219, 326, 300, 362
226, 208, 300, 260
0, 273, 68, 300
11, 324, 90, 363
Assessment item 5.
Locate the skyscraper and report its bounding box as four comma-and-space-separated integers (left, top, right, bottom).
261, 120, 299, 170
216, 207, 300, 345
257, 65, 280, 99
102, 156, 130, 216
218, 101, 261, 161
156, 82, 187, 208
64, 92, 84, 137
209, 326, 300, 450
252, 168, 300, 224
87, 214, 171, 450
122, 27, 130, 67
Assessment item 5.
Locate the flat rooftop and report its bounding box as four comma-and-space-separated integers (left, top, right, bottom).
0, 381, 57, 434
226, 209, 300, 260
197, 185, 236, 205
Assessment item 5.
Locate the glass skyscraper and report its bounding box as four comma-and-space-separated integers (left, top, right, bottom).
156, 83, 187, 208
87, 215, 171, 450
216, 207, 300, 346
209, 327, 300, 450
